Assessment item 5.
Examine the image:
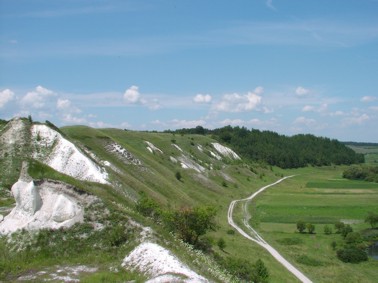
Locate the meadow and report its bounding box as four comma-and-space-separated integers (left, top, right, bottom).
248, 166, 378, 282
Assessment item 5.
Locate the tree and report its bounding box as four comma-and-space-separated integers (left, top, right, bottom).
164, 206, 218, 246
365, 212, 378, 228
341, 224, 353, 238
324, 225, 332, 235
334, 221, 345, 233
296, 220, 306, 233
175, 171, 182, 181
306, 223, 315, 234
345, 232, 363, 245
217, 237, 226, 251
253, 259, 269, 283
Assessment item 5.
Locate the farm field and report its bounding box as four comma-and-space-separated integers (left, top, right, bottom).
346, 143, 378, 164
249, 166, 378, 283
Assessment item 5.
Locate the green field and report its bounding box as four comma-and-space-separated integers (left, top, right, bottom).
347, 144, 378, 164
247, 167, 378, 282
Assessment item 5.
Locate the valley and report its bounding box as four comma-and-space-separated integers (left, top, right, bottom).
0, 118, 377, 282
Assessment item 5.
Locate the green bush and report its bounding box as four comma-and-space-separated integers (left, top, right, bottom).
337, 247, 368, 263
296, 255, 323, 266
277, 237, 303, 246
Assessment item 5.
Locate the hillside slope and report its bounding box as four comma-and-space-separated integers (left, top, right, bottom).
2, 118, 293, 282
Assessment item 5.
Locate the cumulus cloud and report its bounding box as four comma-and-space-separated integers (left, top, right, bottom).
20, 85, 55, 109
343, 113, 370, 125
293, 116, 317, 127
56, 98, 71, 110
0, 89, 15, 108
171, 119, 206, 128
124, 85, 141, 103
193, 94, 212, 103
123, 85, 160, 110
214, 88, 262, 113
361, 96, 376, 102
295, 86, 310, 96
301, 103, 327, 113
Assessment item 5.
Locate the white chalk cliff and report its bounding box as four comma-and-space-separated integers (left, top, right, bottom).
0, 178, 85, 235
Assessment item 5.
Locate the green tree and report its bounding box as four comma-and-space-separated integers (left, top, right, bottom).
253, 259, 269, 283
306, 223, 315, 234
175, 171, 182, 181
334, 221, 345, 233
164, 206, 218, 246
135, 193, 161, 219
365, 212, 378, 228
324, 225, 332, 235
341, 224, 353, 238
345, 232, 363, 245
296, 220, 306, 233
217, 237, 226, 251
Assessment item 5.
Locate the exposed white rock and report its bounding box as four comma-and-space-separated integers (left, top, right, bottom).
211, 143, 241, 160
31, 124, 108, 184
170, 156, 178, 163
178, 155, 205, 173
145, 141, 163, 154
172, 143, 183, 152
0, 179, 93, 235
209, 150, 222, 161
105, 142, 142, 165
12, 180, 42, 215
197, 145, 203, 152
122, 242, 208, 283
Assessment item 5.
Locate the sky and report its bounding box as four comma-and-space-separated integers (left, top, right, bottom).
0, 0, 378, 142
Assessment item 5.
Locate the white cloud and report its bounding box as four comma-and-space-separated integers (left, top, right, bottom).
295, 86, 310, 96
56, 98, 71, 110
266, 0, 276, 10
219, 118, 245, 126
61, 113, 86, 124
171, 119, 206, 128
301, 103, 327, 113
361, 96, 377, 102
123, 85, 160, 110
302, 105, 314, 112
214, 89, 262, 113
370, 106, 378, 111
343, 113, 370, 125
20, 85, 55, 109
293, 116, 317, 127
193, 94, 212, 103
124, 85, 140, 103
0, 89, 15, 108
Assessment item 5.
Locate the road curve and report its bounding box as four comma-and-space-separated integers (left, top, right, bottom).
227, 176, 313, 283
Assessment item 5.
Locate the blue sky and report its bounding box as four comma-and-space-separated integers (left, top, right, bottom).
1, 0, 378, 142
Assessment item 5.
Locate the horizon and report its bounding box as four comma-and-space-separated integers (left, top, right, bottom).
1, 0, 378, 142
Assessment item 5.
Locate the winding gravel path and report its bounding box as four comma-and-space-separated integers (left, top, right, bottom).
227, 176, 313, 283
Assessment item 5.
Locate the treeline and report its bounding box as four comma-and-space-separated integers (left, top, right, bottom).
343, 165, 378, 183
167, 126, 364, 168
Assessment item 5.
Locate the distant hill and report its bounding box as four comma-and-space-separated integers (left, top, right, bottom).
167, 126, 364, 168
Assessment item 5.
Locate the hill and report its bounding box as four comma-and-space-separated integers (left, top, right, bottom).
0, 118, 376, 282
168, 126, 364, 168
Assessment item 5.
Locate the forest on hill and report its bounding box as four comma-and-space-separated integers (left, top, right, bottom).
167, 126, 364, 168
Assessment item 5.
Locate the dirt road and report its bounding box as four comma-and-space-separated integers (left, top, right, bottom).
227, 176, 313, 283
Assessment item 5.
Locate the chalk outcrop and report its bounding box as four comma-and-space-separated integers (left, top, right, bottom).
0, 178, 92, 235
31, 124, 108, 184
122, 242, 208, 283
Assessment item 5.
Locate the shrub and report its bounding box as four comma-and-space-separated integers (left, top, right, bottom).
324, 225, 332, 235
296, 255, 323, 266
217, 237, 226, 251
337, 247, 368, 263
277, 237, 303, 246
306, 223, 315, 234
226, 229, 235, 235
296, 220, 306, 233
334, 221, 345, 233
175, 171, 182, 181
